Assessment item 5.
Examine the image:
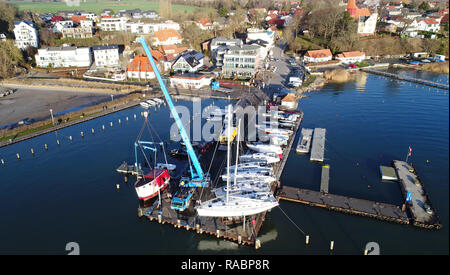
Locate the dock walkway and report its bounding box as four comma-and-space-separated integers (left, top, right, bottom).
361, 67, 449, 90
277, 186, 409, 224
393, 160, 441, 229
310, 128, 326, 162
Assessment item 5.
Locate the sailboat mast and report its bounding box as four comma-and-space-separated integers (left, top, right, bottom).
234, 118, 241, 187
226, 104, 232, 204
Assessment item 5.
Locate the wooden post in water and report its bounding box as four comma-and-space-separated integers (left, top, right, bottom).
216, 230, 220, 238
177, 219, 181, 228
138, 208, 143, 218
57, 140, 60, 146
44, 144, 48, 151
91, 128, 95, 135
1, 159, 4, 166
102, 125, 105, 131
69, 136, 73, 142
81, 131, 84, 138
401, 204, 406, 212
330, 241, 334, 251
118, 119, 121, 124
16, 153, 20, 160
255, 239, 261, 250
158, 214, 162, 224
238, 235, 242, 245
305, 235, 310, 245
134, 114, 137, 120
110, 122, 113, 127
30, 148, 34, 156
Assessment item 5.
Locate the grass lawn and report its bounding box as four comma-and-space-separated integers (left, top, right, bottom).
8, 0, 205, 14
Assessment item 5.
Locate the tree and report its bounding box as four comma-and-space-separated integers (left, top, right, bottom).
0, 40, 24, 79
418, 1, 431, 12
218, 7, 229, 17
0, 2, 18, 34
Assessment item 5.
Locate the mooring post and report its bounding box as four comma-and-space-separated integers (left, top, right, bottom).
177, 219, 181, 228
364, 249, 368, 255
305, 235, 310, 245
255, 239, 261, 250
401, 204, 406, 212
138, 208, 143, 218
126, 117, 129, 122
44, 144, 48, 151
91, 128, 95, 135
216, 230, 220, 238
69, 136, 73, 142
102, 125, 105, 131
118, 119, 121, 124
110, 122, 113, 127
30, 148, 34, 156
16, 153, 20, 160
57, 140, 60, 146
80, 131, 84, 138
196, 224, 200, 232
330, 241, 334, 251
238, 235, 242, 245
1, 159, 4, 166
134, 114, 137, 120
116, 184, 120, 190
158, 214, 162, 223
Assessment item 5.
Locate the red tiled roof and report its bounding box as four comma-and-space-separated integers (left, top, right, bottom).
51, 16, 63, 22
127, 54, 158, 73
336, 51, 365, 58
153, 29, 182, 42
72, 15, 87, 23
423, 18, 439, 25
305, 49, 332, 58
198, 18, 211, 27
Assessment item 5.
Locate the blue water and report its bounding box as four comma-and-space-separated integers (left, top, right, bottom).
0, 70, 448, 254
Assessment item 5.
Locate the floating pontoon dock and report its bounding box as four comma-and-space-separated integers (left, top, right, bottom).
320, 165, 330, 193
393, 160, 441, 229
296, 128, 313, 154
380, 165, 398, 181
310, 128, 326, 162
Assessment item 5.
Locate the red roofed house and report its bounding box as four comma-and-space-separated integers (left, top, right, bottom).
151, 29, 183, 46
196, 18, 214, 30
72, 15, 87, 24
335, 51, 366, 64
304, 49, 333, 63
127, 54, 158, 80
418, 18, 441, 32
51, 16, 63, 23
347, 0, 378, 36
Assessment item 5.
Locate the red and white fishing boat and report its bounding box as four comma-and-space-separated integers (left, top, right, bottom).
135, 169, 170, 201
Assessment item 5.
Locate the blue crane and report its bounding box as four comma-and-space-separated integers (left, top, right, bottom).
136, 37, 210, 190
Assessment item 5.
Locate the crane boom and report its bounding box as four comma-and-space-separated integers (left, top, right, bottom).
136, 37, 208, 187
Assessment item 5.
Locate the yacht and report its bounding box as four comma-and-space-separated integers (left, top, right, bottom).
246, 142, 283, 155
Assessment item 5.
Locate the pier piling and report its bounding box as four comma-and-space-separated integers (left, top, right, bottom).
330, 241, 334, 251
255, 239, 261, 250
16, 153, 20, 160
57, 140, 60, 146
1, 159, 4, 166
44, 144, 48, 151
91, 128, 95, 135
69, 136, 73, 142
305, 235, 310, 245
30, 148, 34, 155
81, 131, 84, 138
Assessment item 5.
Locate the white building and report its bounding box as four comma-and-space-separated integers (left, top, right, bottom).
100, 17, 127, 31
303, 49, 333, 63
335, 51, 366, 64
246, 28, 276, 49
211, 37, 243, 67
13, 21, 39, 50
357, 10, 378, 36
153, 20, 181, 32
417, 18, 440, 33
125, 22, 153, 34
80, 19, 94, 29
52, 20, 74, 33
80, 12, 98, 22
171, 51, 204, 73
222, 45, 261, 79
35, 46, 92, 68
169, 73, 212, 90
151, 29, 183, 46
93, 45, 120, 67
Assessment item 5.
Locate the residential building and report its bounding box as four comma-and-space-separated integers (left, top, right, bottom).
151, 29, 183, 46
13, 21, 39, 50
52, 20, 74, 33
80, 12, 98, 22
210, 37, 243, 67
93, 45, 120, 67
335, 51, 366, 64
281, 93, 297, 110
347, 0, 378, 35
196, 18, 214, 30
222, 45, 260, 79
80, 20, 94, 29
169, 73, 212, 90
172, 51, 204, 73
418, 18, 441, 32
158, 45, 187, 57
153, 20, 181, 32
303, 49, 333, 63
100, 17, 127, 31
72, 15, 87, 24
61, 27, 93, 39
127, 54, 157, 80
35, 46, 92, 68
246, 28, 276, 49
125, 22, 154, 34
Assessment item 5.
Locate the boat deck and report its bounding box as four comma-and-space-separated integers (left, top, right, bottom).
296, 128, 313, 154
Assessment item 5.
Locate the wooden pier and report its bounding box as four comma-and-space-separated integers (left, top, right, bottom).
320, 165, 330, 193
276, 186, 410, 224
310, 128, 326, 162
361, 67, 449, 90
392, 160, 442, 229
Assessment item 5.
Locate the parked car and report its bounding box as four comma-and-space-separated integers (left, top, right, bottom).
349, 63, 357, 68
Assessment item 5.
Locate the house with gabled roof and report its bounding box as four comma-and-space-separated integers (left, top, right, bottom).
303, 49, 333, 63
171, 51, 204, 73
151, 29, 183, 46
13, 21, 39, 50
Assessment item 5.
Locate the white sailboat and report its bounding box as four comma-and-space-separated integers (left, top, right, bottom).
246, 142, 283, 155
196, 107, 278, 217
240, 152, 280, 164
140, 102, 150, 108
